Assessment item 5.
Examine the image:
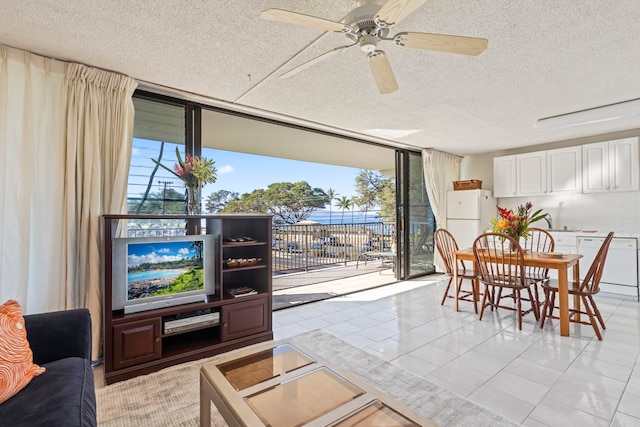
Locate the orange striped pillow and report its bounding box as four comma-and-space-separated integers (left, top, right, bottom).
0, 299, 45, 404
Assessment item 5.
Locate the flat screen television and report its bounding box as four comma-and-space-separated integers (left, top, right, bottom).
112, 234, 216, 314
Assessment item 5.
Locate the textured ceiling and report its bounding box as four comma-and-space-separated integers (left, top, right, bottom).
3, 0, 640, 156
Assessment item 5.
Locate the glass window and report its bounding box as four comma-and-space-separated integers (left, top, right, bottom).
128, 98, 186, 214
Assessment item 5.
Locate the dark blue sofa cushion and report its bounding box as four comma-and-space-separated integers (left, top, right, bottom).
0, 357, 96, 427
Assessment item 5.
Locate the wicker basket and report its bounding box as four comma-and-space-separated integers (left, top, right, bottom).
453, 180, 482, 190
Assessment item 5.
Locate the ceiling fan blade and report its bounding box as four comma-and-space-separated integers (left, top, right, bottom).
261, 8, 350, 33
395, 32, 488, 56
375, 0, 428, 27
280, 45, 352, 79
367, 51, 399, 94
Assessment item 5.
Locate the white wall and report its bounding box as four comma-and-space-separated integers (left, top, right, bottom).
460, 128, 640, 232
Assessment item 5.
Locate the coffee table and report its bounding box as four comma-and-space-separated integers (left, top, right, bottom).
200, 341, 437, 426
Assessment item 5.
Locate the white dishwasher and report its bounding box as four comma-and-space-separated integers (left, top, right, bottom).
577, 236, 639, 300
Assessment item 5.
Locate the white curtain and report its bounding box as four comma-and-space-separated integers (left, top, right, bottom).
65, 64, 137, 359
422, 149, 461, 272
0, 45, 137, 360
0, 46, 68, 310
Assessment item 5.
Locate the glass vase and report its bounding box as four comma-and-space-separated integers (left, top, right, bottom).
186, 186, 200, 215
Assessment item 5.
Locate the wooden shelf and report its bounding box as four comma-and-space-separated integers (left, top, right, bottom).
103, 214, 273, 384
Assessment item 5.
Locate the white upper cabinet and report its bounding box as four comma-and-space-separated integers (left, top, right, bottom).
583, 142, 609, 193
610, 137, 639, 192
493, 155, 517, 198
547, 146, 582, 194
516, 151, 547, 196
583, 137, 639, 193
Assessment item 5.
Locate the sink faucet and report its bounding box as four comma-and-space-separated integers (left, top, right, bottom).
544, 213, 552, 230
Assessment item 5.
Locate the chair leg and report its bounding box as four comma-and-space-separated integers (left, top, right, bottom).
479, 284, 490, 321
441, 277, 453, 306
471, 279, 479, 314
548, 291, 556, 318
539, 289, 550, 328
527, 287, 540, 320
582, 295, 602, 340
516, 289, 523, 330
588, 295, 606, 330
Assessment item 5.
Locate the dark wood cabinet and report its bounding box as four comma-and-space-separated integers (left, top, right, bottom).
222, 297, 269, 341
102, 214, 272, 384
112, 318, 161, 370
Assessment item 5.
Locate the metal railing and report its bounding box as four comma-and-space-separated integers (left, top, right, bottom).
271, 222, 395, 273
125, 220, 396, 274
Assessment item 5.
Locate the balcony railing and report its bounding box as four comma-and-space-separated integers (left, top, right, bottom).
126, 220, 395, 274
271, 222, 395, 273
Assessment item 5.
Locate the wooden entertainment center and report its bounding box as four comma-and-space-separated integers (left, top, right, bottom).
102, 214, 273, 385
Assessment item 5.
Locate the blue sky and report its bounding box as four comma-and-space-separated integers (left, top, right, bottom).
127, 241, 198, 266
129, 139, 364, 206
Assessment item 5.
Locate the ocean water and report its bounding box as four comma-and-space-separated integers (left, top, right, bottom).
128, 268, 186, 284
307, 209, 383, 224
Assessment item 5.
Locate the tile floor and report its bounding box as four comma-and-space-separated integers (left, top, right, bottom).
272, 276, 640, 426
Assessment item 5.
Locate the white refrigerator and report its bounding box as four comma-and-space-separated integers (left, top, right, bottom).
446, 189, 496, 249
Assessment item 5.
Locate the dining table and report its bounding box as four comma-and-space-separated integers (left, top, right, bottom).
452, 248, 583, 337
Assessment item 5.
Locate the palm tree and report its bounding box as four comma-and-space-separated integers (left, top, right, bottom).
337, 196, 351, 224
350, 197, 358, 224
326, 188, 338, 225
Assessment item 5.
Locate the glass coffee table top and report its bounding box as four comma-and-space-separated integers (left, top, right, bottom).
217, 343, 314, 391
331, 400, 422, 427
201, 343, 438, 427
244, 367, 365, 427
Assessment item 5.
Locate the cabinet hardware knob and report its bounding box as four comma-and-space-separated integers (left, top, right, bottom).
155, 337, 160, 342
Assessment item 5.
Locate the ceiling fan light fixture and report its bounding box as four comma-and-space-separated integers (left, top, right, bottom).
536, 98, 640, 131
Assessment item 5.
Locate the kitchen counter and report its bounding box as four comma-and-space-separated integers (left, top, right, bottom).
547, 230, 640, 238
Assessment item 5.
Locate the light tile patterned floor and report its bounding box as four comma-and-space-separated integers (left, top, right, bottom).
273, 276, 640, 426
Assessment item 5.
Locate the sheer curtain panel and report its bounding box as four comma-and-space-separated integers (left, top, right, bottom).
422, 149, 461, 272
0, 45, 137, 360
65, 64, 137, 359
0, 46, 68, 311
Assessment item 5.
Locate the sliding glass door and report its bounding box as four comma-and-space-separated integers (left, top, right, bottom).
395, 150, 435, 279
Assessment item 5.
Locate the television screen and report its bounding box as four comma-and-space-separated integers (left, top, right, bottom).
126, 240, 204, 301
111, 234, 215, 314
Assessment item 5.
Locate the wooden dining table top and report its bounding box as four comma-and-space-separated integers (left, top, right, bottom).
452, 248, 583, 268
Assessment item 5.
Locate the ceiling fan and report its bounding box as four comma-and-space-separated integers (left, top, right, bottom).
261, 0, 488, 94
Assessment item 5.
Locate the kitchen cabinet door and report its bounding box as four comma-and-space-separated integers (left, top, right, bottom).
493, 155, 516, 198
582, 142, 609, 193
547, 146, 582, 194
516, 151, 546, 196
610, 137, 639, 192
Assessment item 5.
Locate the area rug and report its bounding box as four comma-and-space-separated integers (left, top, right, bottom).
96, 330, 519, 426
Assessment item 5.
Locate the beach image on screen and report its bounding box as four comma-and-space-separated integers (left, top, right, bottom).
126, 240, 204, 301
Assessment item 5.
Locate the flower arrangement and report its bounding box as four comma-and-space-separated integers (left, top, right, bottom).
152, 147, 217, 214
152, 147, 217, 190
491, 202, 547, 241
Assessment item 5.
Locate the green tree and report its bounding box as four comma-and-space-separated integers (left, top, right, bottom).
221, 181, 328, 224
205, 189, 239, 213
326, 188, 338, 225
378, 178, 396, 221
129, 188, 186, 214
355, 170, 395, 222
337, 196, 351, 224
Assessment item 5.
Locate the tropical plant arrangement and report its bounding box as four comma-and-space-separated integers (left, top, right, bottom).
491, 202, 547, 242
152, 147, 217, 214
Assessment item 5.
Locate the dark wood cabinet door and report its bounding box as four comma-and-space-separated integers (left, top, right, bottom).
112, 318, 162, 370
222, 297, 269, 341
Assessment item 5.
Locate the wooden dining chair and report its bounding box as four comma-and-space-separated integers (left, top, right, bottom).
539, 232, 614, 340
434, 228, 480, 313
521, 228, 555, 281
498, 228, 555, 309
472, 233, 540, 329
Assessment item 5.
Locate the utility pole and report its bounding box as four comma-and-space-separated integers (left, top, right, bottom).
159, 180, 172, 214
